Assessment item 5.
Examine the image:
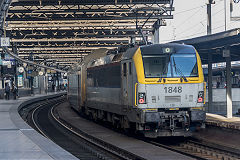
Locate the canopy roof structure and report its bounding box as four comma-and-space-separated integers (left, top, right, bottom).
173, 28, 240, 64
172, 28, 240, 119
1, 0, 174, 70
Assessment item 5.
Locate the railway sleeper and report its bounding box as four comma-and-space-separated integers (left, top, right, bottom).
182, 144, 237, 160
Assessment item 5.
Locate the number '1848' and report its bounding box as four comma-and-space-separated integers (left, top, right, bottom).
164, 87, 182, 93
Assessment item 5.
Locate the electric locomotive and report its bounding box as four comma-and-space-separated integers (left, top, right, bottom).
68, 43, 206, 138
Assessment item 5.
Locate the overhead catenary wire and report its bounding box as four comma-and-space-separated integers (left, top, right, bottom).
175, 21, 237, 40
162, 1, 228, 42
175, 7, 225, 37
174, 6, 205, 30
175, 1, 223, 36
160, 20, 238, 43
173, 5, 206, 15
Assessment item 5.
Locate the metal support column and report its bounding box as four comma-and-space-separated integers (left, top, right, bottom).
208, 53, 213, 112
225, 49, 232, 118
207, 0, 213, 35
12, 43, 18, 93
153, 19, 161, 44
30, 77, 33, 95
57, 72, 60, 91
44, 60, 48, 94
153, 28, 159, 44
1, 52, 4, 89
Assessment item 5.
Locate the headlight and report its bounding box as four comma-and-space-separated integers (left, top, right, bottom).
197, 91, 204, 103
138, 92, 146, 104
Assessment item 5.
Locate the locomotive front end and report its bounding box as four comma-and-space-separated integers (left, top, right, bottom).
133, 44, 206, 137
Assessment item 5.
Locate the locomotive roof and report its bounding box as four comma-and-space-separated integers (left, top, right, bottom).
140, 43, 196, 55
122, 43, 196, 59
87, 43, 196, 68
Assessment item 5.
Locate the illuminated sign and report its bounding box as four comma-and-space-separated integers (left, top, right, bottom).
0, 37, 10, 47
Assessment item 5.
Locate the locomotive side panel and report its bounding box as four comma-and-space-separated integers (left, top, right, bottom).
86, 63, 124, 114
68, 72, 80, 110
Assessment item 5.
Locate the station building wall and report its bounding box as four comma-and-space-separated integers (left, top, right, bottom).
205, 88, 240, 115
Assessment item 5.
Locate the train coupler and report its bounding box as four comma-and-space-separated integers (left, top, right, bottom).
169, 115, 175, 135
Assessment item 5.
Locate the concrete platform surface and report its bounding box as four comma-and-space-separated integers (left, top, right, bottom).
192, 113, 240, 155
0, 93, 77, 160
206, 113, 240, 130
56, 102, 194, 160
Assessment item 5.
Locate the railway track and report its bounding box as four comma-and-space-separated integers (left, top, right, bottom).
51, 105, 146, 160
20, 97, 240, 160
20, 96, 145, 160
149, 138, 240, 160
53, 102, 240, 160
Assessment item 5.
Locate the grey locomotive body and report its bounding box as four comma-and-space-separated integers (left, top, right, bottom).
68, 44, 206, 137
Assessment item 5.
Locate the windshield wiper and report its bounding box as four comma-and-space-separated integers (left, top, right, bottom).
172, 56, 188, 82
158, 55, 170, 82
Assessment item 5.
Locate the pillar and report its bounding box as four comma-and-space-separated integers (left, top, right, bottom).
207, 0, 213, 35
224, 48, 232, 118
44, 60, 48, 94
45, 72, 48, 94
153, 19, 161, 44
153, 28, 159, 44
208, 53, 213, 113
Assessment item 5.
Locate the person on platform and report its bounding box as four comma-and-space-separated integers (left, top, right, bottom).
52, 83, 55, 92
4, 83, 10, 100
216, 81, 220, 88
12, 84, 17, 100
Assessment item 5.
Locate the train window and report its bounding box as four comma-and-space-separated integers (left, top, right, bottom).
123, 63, 127, 77
87, 64, 121, 88
143, 53, 198, 78
143, 55, 171, 78
129, 62, 132, 75
171, 54, 198, 77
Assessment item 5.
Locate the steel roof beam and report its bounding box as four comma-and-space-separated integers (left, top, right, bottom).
7, 15, 173, 21
11, 37, 130, 42
7, 31, 150, 39
13, 41, 129, 46
12, 46, 117, 51
10, 0, 171, 6
18, 51, 91, 54
20, 55, 86, 57
8, 7, 173, 13
4, 0, 174, 69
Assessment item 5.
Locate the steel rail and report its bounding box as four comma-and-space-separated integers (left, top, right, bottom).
51, 105, 146, 160
31, 105, 52, 139
29, 97, 138, 160
149, 139, 240, 160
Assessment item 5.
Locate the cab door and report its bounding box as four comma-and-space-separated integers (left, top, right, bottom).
122, 60, 133, 106
121, 61, 128, 106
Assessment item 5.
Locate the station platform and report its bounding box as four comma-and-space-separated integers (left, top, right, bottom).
0, 93, 77, 160
55, 102, 194, 160
193, 113, 240, 154
206, 113, 240, 130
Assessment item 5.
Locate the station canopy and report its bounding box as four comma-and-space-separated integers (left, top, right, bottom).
4, 0, 174, 70
173, 28, 240, 64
